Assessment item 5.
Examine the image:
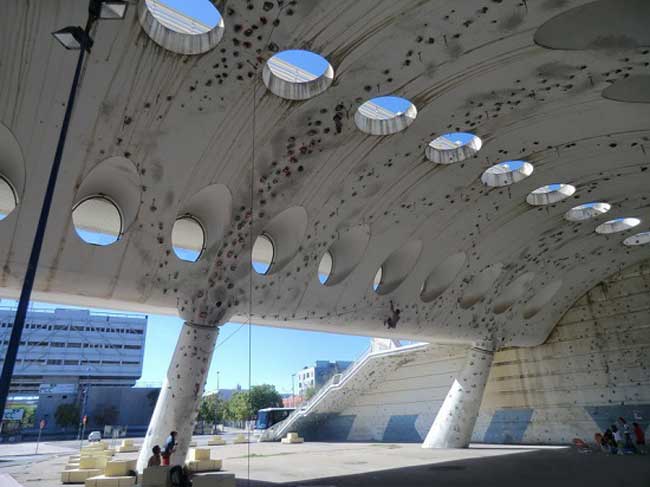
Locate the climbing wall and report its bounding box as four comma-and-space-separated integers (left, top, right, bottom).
303, 259, 650, 444
474, 259, 650, 444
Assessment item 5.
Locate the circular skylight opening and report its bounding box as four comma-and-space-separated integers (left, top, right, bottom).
355, 96, 417, 136
372, 267, 383, 292
172, 216, 205, 263
252, 234, 275, 275
263, 50, 334, 101
140, 0, 225, 55
526, 183, 576, 206
426, 132, 482, 164
623, 232, 650, 246
564, 202, 611, 222
0, 175, 18, 221
72, 196, 122, 246
318, 250, 334, 285
481, 160, 534, 187
595, 217, 641, 234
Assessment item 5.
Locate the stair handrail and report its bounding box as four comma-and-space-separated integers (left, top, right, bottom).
262, 342, 428, 440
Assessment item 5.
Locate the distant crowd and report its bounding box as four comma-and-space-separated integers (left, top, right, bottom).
595, 417, 645, 455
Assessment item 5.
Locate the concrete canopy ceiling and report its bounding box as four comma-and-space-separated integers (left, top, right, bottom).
1, 0, 649, 348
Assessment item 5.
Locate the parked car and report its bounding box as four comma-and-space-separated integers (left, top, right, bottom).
88, 431, 102, 442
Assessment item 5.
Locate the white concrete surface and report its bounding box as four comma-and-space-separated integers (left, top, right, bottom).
423, 347, 494, 448
136, 323, 219, 472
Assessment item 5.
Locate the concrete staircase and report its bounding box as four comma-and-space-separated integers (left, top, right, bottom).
258, 342, 431, 442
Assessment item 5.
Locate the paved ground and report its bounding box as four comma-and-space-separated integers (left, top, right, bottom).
1, 436, 649, 487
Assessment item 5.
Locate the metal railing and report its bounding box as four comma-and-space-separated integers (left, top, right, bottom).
260, 342, 429, 441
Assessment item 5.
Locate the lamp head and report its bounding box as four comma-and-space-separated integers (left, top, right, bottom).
89, 0, 128, 19
52, 26, 94, 52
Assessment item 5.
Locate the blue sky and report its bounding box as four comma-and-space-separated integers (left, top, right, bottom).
154, 0, 221, 26
252, 261, 270, 274
497, 160, 525, 171
274, 50, 330, 77
371, 96, 413, 115
75, 229, 119, 246
436, 132, 476, 146
2, 299, 370, 395
174, 246, 201, 262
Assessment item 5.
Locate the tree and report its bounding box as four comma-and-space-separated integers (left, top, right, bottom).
198, 394, 224, 424
54, 403, 80, 429
224, 392, 254, 421
21, 406, 36, 427
249, 384, 283, 412
304, 386, 316, 401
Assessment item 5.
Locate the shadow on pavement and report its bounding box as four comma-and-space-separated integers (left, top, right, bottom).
235, 447, 650, 487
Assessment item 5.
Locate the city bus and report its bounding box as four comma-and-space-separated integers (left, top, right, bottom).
255, 407, 295, 431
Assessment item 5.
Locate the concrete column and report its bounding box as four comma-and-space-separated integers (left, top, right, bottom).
136, 322, 219, 472
422, 346, 494, 449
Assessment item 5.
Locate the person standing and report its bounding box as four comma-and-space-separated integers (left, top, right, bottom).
162, 431, 178, 466
612, 425, 624, 454
633, 422, 646, 453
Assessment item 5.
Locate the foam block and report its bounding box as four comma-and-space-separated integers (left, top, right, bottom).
191, 472, 236, 487
207, 436, 226, 446
80, 456, 108, 469
141, 466, 171, 487
84, 475, 135, 487
189, 441, 197, 447
185, 459, 222, 472
104, 461, 131, 477
65, 463, 80, 470
61, 469, 103, 483
232, 434, 248, 444
189, 448, 211, 461
116, 445, 138, 453
281, 432, 304, 444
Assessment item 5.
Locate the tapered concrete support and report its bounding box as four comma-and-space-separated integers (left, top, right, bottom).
422, 346, 494, 449
136, 322, 219, 472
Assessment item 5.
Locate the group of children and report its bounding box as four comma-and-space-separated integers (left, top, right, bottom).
147, 431, 178, 467
595, 417, 645, 455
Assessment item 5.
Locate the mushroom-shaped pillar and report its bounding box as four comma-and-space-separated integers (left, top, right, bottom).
136, 319, 221, 471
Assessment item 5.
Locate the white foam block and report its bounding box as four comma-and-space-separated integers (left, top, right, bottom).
61, 469, 103, 484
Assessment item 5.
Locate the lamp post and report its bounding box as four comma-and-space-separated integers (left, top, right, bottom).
291, 373, 296, 406
0, 0, 127, 417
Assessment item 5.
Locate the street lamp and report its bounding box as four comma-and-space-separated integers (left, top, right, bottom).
0, 0, 127, 417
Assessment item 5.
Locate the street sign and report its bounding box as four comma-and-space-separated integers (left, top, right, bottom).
82, 415, 87, 425
39, 419, 47, 430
